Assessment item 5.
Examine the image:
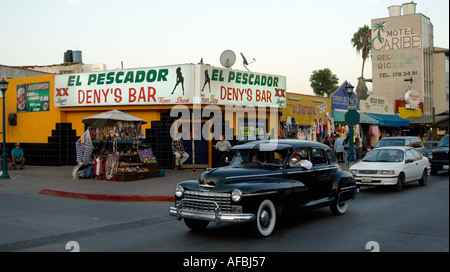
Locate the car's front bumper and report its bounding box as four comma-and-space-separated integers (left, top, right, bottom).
169, 198, 255, 225
354, 175, 399, 186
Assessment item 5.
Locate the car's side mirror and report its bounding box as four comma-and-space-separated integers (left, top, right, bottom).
405, 159, 414, 163
289, 158, 298, 167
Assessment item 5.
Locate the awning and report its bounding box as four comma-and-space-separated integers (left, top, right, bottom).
365, 113, 410, 127
333, 109, 379, 124
407, 115, 448, 125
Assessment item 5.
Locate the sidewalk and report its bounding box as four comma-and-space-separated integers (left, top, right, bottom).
0, 166, 200, 202
0, 163, 350, 202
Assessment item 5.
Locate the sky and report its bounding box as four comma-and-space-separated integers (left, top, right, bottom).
1, 0, 448, 95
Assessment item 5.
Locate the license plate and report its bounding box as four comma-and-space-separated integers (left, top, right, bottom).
444, 165, 449, 170
362, 177, 372, 183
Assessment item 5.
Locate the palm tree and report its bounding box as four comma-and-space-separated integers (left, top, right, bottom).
351, 25, 372, 78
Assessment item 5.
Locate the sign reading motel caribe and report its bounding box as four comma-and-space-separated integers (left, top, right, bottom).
371, 20, 422, 52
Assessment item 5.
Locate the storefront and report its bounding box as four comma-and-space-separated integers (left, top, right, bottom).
331, 82, 367, 142
359, 93, 410, 146
3, 64, 286, 169
281, 93, 332, 142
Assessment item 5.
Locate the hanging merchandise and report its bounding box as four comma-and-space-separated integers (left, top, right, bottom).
76, 128, 94, 166
355, 124, 361, 140
326, 112, 332, 136
330, 116, 335, 134
319, 118, 324, 136
286, 116, 292, 132
78, 110, 160, 182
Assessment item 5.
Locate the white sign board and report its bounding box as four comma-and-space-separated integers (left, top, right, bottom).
197, 65, 286, 108
55, 64, 194, 107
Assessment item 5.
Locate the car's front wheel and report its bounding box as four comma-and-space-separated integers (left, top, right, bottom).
252, 199, 276, 237
330, 200, 348, 215
419, 169, 428, 186
395, 173, 405, 192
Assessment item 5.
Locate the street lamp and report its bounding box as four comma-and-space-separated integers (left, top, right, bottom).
0, 78, 10, 179
344, 82, 359, 164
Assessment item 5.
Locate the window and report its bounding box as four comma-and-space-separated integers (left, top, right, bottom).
410, 138, 423, 148
411, 149, 423, 160
405, 150, 416, 161
311, 148, 327, 165
326, 150, 338, 164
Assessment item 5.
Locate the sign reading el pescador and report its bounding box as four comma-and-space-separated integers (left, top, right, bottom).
198, 65, 286, 108
55, 65, 194, 107
55, 64, 286, 108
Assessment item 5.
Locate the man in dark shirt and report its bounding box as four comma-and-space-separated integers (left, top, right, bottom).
172, 138, 189, 170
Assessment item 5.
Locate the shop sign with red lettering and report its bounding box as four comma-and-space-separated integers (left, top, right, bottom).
55, 64, 194, 107
198, 65, 286, 108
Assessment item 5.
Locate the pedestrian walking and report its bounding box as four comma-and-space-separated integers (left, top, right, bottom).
334, 134, 345, 163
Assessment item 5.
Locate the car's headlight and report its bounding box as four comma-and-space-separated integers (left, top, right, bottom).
175, 186, 184, 198
350, 170, 358, 175
231, 189, 243, 202
379, 170, 395, 175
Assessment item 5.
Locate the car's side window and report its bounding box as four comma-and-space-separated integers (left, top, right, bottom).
311, 148, 327, 165
411, 149, 422, 160
405, 139, 412, 147
326, 150, 338, 164
411, 138, 423, 148
405, 150, 415, 161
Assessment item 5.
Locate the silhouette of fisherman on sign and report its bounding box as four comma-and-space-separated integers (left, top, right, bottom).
171, 67, 185, 95
201, 70, 211, 92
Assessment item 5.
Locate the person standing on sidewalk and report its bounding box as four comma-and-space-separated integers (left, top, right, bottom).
334, 135, 345, 163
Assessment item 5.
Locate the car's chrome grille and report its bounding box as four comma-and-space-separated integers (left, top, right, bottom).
181, 191, 232, 213
358, 170, 378, 174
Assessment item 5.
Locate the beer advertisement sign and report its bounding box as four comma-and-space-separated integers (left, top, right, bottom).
17, 82, 50, 112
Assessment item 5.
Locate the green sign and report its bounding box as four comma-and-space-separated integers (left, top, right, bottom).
345, 110, 360, 126
17, 82, 50, 112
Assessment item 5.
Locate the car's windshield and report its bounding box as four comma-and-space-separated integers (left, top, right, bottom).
423, 142, 437, 149
230, 149, 288, 167
438, 135, 449, 148
375, 139, 405, 147
362, 149, 404, 162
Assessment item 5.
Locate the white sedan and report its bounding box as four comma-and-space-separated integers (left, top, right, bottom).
350, 146, 430, 191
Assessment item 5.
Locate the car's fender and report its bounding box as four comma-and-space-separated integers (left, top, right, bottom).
331, 170, 356, 196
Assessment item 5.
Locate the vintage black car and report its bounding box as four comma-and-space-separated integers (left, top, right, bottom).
169, 139, 358, 237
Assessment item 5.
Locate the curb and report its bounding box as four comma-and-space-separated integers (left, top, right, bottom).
39, 189, 174, 202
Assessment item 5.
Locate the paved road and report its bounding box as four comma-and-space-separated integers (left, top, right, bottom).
0, 172, 447, 253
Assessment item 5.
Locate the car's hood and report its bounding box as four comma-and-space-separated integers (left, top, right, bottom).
432, 147, 449, 153
350, 161, 402, 170
199, 166, 280, 186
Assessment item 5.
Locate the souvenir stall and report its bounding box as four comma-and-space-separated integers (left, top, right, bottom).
79, 110, 159, 182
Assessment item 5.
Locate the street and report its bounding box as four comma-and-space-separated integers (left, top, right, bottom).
0, 173, 448, 253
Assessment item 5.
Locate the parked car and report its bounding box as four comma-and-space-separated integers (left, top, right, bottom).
169, 139, 358, 237
429, 134, 449, 175
423, 141, 439, 159
374, 136, 425, 154
350, 146, 430, 191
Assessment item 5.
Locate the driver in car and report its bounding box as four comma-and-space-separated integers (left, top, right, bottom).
290, 152, 313, 169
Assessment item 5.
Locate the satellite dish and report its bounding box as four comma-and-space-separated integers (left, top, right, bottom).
220, 50, 236, 69
240, 52, 256, 72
